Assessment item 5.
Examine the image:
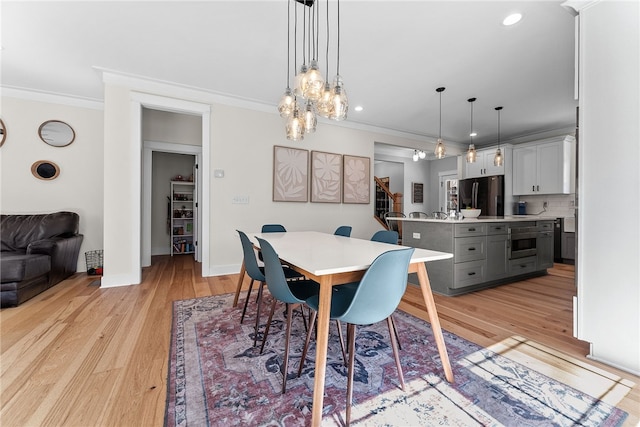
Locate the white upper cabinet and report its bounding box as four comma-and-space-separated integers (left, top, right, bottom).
512, 136, 574, 195
463, 147, 509, 179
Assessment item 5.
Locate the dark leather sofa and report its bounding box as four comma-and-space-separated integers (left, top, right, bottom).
1, 212, 84, 308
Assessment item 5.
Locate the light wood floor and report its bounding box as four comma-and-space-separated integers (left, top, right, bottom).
1, 257, 638, 426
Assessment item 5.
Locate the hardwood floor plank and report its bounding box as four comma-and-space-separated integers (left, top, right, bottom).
0, 258, 637, 427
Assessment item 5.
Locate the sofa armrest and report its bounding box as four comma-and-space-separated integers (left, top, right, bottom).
27, 235, 84, 286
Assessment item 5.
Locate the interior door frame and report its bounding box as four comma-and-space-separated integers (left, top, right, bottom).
132, 92, 210, 274
143, 140, 202, 264
438, 170, 458, 212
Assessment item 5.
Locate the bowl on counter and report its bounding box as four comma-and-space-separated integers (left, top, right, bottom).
461, 208, 481, 219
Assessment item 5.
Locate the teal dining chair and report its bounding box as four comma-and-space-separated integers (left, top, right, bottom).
262, 224, 287, 233
370, 230, 399, 244
236, 230, 304, 346
334, 226, 352, 237
256, 237, 320, 394
298, 247, 414, 426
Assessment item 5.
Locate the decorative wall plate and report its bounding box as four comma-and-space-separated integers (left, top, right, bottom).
31, 160, 60, 180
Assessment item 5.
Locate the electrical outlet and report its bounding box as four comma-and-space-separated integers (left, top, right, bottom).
412, 232, 421, 239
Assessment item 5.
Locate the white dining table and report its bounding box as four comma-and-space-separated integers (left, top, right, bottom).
233, 231, 454, 427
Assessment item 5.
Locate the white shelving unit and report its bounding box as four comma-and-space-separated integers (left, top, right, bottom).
170, 181, 196, 256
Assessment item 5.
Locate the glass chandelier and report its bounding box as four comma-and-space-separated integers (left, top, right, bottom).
279, 0, 348, 139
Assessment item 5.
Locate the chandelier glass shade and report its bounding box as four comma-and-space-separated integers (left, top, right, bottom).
278, 0, 348, 138
278, 87, 295, 118
286, 105, 305, 141
303, 100, 317, 133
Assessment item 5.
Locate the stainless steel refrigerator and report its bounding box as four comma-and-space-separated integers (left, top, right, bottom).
458, 175, 505, 217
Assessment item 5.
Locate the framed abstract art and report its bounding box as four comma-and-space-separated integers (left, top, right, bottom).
342, 154, 370, 204
310, 151, 342, 203
273, 145, 309, 202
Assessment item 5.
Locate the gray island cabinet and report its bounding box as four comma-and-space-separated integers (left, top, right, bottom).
400, 218, 554, 296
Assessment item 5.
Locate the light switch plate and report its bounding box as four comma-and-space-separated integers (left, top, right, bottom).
413, 232, 421, 239
232, 195, 249, 204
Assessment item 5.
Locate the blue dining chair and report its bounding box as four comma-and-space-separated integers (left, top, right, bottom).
262, 224, 287, 233
370, 230, 399, 244
256, 237, 321, 394
298, 247, 414, 425
236, 230, 304, 347
334, 225, 352, 237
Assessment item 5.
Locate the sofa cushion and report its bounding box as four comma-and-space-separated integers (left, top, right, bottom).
1, 212, 79, 252
0, 253, 50, 283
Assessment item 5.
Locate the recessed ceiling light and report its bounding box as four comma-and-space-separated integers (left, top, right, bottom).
354, 105, 363, 112
503, 13, 522, 26
470, 132, 477, 137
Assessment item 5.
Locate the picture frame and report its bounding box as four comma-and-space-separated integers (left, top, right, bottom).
412, 182, 424, 204
273, 145, 309, 202
310, 151, 342, 203
342, 154, 370, 204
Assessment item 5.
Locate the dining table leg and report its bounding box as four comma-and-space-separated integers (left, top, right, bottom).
311, 276, 333, 427
416, 262, 455, 383
232, 261, 246, 307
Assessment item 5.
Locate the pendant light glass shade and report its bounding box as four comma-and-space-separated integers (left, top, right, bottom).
493, 106, 504, 166
466, 144, 477, 163
295, 64, 309, 97
418, 150, 426, 159
434, 138, 446, 159
316, 82, 333, 118
278, 87, 295, 118
302, 60, 324, 101
329, 75, 348, 121
303, 100, 317, 133
434, 87, 446, 159
412, 150, 419, 162
494, 148, 503, 166
466, 97, 477, 163
286, 106, 305, 141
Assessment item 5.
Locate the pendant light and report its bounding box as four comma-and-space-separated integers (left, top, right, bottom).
286, 103, 305, 141
316, 0, 333, 118
466, 97, 477, 163
277, 0, 295, 118
303, 99, 317, 133
494, 106, 504, 166
434, 87, 446, 159
302, 2, 324, 102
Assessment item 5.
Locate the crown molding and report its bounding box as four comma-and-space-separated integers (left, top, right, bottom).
0, 86, 104, 110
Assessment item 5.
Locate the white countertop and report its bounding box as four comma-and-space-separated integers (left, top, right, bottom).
389, 215, 558, 224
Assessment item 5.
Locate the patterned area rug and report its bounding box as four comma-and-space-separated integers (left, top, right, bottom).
164, 293, 628, 426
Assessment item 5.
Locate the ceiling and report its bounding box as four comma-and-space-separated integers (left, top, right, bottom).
1, 1, 578, 150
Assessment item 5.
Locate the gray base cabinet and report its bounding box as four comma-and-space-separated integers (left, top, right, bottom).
403, 219, 553, 296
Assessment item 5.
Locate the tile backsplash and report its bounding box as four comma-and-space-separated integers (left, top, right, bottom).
514, 194, 576, 218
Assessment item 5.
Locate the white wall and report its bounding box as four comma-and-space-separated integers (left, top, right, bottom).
142, 108, 202, 145
575, 0, 639, 374
100, 75, 431, 283
428, 156, 458, 213
0, 96, 104, 272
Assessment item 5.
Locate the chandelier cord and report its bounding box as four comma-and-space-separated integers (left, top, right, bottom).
294, 0, 298, 80
302, 2, 306, 65
336, 0, 341, 75
324, 0, 329, 77
286, 0, 290, 88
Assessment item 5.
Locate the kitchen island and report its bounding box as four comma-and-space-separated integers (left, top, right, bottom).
392, 216, 555, 296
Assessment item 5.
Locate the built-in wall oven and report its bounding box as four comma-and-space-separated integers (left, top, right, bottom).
508, 224, 538, 259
